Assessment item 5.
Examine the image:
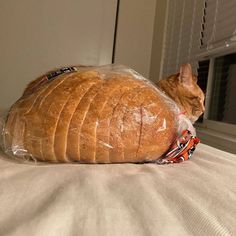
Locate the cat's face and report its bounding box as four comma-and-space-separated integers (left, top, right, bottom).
157, 64, 205, 123
176, 73, 205, 123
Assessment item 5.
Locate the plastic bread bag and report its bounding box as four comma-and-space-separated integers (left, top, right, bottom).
0, 64, 199, 164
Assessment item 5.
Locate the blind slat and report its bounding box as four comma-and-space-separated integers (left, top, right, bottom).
201, 0, 236, 48
162, 0, 205, 77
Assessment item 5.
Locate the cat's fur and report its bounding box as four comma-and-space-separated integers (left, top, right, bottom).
157, 63, 205, 123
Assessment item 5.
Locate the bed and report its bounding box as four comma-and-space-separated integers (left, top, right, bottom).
0, 143, 235, 236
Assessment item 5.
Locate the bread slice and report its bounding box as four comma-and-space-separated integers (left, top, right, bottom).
80, 78, 119, 163
4, 110, 21, 157
40, 74, 93, 161
4, 79, 56, 159
95, 76, 141, 163
109, 84, 148, 163
54, 74, 100, 162
4, 107, 18, 152
80, 75, 136, 163
66, 80, 103, 161
121, 88, 146, 162
24, 75, 71, 160
136, 87, 177, 161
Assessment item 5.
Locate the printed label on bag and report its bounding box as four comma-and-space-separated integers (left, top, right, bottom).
46, 67, 78, 80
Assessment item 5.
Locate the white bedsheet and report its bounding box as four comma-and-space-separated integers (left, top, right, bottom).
0, 144, 235, 236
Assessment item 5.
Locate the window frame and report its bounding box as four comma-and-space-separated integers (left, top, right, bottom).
195, 44, 236, 153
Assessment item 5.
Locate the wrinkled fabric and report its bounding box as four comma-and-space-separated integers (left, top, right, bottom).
0, 144, 235, 236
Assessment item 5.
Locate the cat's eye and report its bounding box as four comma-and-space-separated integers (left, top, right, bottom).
191, 96, 199, 101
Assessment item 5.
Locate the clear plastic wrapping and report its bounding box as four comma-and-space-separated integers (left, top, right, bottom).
1, 65, 196, 164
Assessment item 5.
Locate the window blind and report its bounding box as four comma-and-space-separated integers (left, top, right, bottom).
201, 0, 236, 50
162, 0, 205, 78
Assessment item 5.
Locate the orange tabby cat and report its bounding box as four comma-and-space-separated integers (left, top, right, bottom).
157, 63, 205, 123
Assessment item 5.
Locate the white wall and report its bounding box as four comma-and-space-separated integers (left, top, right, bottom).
114, 0, 157, 78
149, 0, 168, 82
0, 0, 117, 110
0, 0, 169, 110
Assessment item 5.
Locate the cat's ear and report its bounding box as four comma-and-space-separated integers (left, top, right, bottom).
179, 63, 193, 85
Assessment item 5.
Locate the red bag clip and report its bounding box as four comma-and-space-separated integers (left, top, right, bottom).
157, 130, 200, 164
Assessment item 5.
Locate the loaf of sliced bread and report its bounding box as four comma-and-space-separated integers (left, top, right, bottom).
3, 65, 178, 163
